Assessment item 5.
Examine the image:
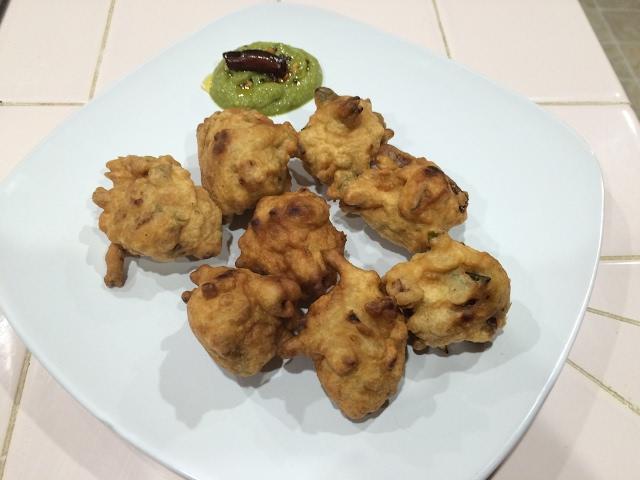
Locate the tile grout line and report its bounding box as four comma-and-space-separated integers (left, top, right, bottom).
596, 2, 640, 87
431, 0, 451, 59
593, 2, 640, 89
594, 1, 640, 83
600, 255, 640, 261
0, 101, 86, 107
609, 42, 638, 88
587, 307, 640, 327
620, 44, 639, 85
88, 0, 117, 99
595, 6, 640, 12
567, 359, 640, 416
616, 39, 640, 86
0, 352, 31, 480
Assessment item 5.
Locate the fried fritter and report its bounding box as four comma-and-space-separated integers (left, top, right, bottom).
383, 234, 510, 350
183, 265, 302, 377
281, 251, 407, 420
236, 189, 347, 301
196, 108, 298, 217
299, 87, 394, 198
339, 145, 469, 253
92, 155, 222, 287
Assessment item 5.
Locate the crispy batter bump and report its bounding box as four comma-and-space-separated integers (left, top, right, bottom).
340, 145, 469, 253
383, 234, 511, 349
196, 108, 299, 217
185, 265, 302, 377
299, 88, 394, 198
280, 251, 407, 420
92, 155, 223, 287
104, 243, 127, 288
236, 189, 347, 300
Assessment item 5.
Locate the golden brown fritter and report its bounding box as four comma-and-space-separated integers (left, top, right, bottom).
92, 155, 222, 287
196, 108, 298, 217
339, 145, 469, 253
299, 87, 394, 198
236, 189, 347, 301
183, 265, 302, 377
383, 234, 510, 350
280, 251, 407, 420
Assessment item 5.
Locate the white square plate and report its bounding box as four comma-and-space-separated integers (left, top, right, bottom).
0, 4, 602, 480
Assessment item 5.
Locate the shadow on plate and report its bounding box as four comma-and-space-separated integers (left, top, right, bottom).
78, 222, 232, 299
158, 322, 255, 428
252, 352, 441, 435
183, 153, 200, 180
228, 209, 253, 232
251, 295, 538, 435
405, 299, 539, 382
153, 298, 538, 436
289, 158, 317, 189
331, 210, 410, 261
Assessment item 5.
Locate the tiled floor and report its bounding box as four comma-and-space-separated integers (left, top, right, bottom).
543, 104, 640, 256
494, 363, 640, 479
0, 0, 111, 102
96, 0, 267, 92
0, 1, 639, 479
580, 0, 640, 117
0, 317, 27, 466
436, 0, 625, 102
3, 359, 182, 480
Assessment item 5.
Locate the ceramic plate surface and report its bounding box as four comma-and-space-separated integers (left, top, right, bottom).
0, 4, 602, 480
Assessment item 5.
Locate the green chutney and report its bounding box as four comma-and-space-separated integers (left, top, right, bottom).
204, 42, 322, 116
